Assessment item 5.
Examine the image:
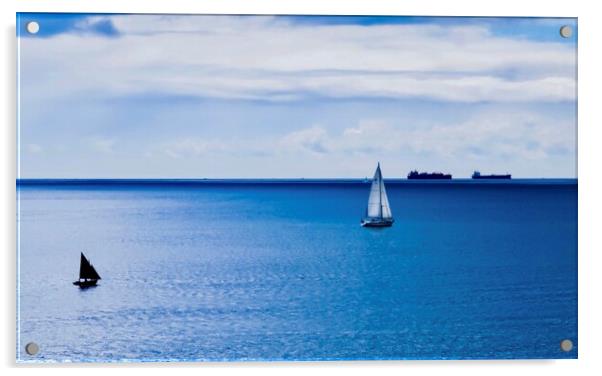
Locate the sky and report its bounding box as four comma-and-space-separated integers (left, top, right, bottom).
17, 14, 577, 178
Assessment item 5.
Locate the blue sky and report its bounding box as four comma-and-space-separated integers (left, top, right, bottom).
18, 14, 577, 178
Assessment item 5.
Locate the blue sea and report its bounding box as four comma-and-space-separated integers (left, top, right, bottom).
16, 179, 578, 362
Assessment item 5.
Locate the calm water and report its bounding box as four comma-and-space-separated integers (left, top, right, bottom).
17, 180, 578, 362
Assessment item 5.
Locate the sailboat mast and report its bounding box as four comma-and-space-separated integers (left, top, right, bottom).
378, 164, 383, 219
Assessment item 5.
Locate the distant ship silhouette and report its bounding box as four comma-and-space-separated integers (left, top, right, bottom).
472, 171, 511, 180
407, 170, 452, 180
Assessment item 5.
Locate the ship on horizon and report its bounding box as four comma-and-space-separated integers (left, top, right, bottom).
472, 171, 511, 180
407, 170, 452, 180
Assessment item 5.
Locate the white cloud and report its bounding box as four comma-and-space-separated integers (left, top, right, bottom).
333, 111, 574, 161
91, 138, 116, 154
20, 15, 576, 103
153, 108, 574, 166
161, 138, 229, 159
278, 126, 329, 154
25, 143, 43, 154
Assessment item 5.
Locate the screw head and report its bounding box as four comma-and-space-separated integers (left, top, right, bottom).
559, 25, 573, 38
25, 342, 39, 355
26, 21, 40, 34
560, 339, 573, 352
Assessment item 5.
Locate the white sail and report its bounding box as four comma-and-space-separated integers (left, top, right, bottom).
366, 168, 383, 218
366, 163, 393, 219
380, 178, 393, 219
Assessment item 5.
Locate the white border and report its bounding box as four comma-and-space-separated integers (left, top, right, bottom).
2, 0, 601, 375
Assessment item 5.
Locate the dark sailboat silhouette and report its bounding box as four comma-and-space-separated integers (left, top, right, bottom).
73, 252, 101, 288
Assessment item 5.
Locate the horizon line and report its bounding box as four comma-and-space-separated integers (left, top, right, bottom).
16, 177, 578, 181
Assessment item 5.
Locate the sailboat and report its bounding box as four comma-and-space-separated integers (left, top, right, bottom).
73, 252, 102, 288
361, 163, 394, 227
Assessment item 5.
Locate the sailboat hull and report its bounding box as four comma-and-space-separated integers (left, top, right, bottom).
73, 280, 98, 288
361, 218, 394, 227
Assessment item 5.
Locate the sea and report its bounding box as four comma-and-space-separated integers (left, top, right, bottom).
16, 179, 578, 362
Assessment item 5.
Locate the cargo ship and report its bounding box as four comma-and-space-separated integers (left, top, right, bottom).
407, 170, 452, 180
472, 171, 511, 180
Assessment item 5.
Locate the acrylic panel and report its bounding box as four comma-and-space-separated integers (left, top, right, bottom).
16, 14, 578, 362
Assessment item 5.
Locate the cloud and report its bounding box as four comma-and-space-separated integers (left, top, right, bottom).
153, 108, 574, 165
19, 15, 576, 103
160, 138, 229, 159
73, 17, 120, 37
91, 138, 116, 154
25, 143, 43, 154
335, 111, 574, 162
278, 126, 329, 154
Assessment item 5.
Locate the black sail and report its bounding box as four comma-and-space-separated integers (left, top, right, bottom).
79, 252, 101, 280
